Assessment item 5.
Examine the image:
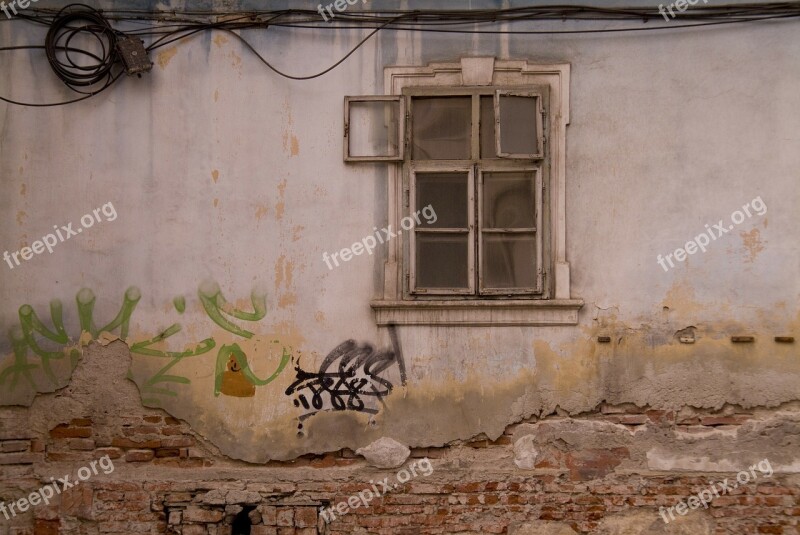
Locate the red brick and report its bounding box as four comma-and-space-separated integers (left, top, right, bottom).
565, 448, 629, 481
276, 508, 294, 526
699, 416, 749, 426
0, 452, 39, 464
33, 519, 59, 535
70, 418, 92, 426
112, 437, 161, 448
95, 447, 123, 459
161, 436, 194, 448
50, 424, 92, 439
1, 440, 30, 452
46, 451, 87, 462
183, 506, 223, 523
68, 438, 96, 450
60, 485, 93, 519
294, 506, 318, 527
125, 449, 155, 462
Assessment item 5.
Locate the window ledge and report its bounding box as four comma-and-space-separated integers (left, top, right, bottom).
370, 299, 584, 326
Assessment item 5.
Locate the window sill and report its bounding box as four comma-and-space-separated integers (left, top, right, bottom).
370, 299, 584, 326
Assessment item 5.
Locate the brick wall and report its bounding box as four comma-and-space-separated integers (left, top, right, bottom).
1, 402, 798, 534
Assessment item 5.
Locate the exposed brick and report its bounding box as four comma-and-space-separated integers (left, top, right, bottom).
294, 506, 317, 527
33, 519, 59, 535
1, 440, 30, 452
60, 485, 93, 519
161, 436, 195, 448
46, 451, 88, 462
95, 447, 123, 459
565, 448, 629, 481
70, 418, 92, 426
68, 438, 96, 450
49, 424, 92, 439
155, 448, 180, 458
183, 506, 224, 523
0, 452, 40, 464
112, 437, 161, 448
700, 416, 749, 426
126, 449, 155, 462
276, 507, 294, 526
259, 505, 277, 525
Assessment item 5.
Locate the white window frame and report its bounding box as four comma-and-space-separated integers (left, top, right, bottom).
409, 163, 476, 296
344, 95, 404, 162
494, 90, 545, 160
368, 58, 582, 326
477, 165, 543, 296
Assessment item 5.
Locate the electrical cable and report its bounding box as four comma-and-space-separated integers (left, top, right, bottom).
1, 4, 124, 106
1, 3, 799, 106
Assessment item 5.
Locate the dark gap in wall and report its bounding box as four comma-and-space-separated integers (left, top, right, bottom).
232, 505, 255, 535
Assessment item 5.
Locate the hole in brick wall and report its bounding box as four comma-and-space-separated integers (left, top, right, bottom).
232, 506, 255, 535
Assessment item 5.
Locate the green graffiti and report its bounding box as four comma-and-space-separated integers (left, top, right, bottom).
198, 281, 267, 339
131, 323, 216, 404
77, 287, 141, 340
173, 296, 186, 314
214, 343, 291, 397
2, 283, 288, 404
0, 326, 38, 392
4, 288, 140, 388
18, 301, 78, 385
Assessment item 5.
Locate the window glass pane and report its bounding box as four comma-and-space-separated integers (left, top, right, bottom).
482, 234, 536, 289
416, 172, 468, 228
349, 100, 399, 158
483, 172, 535, 228
480, 96, 497, 159
412, 97, 471, 160
416, 234, 469, 289
498, 95, 538, 155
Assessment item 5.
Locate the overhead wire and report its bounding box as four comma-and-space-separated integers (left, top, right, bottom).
1, 3, 799, 106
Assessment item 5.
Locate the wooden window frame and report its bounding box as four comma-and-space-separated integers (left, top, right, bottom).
494, 90, 545, 160
477, 165, 543, 296
366, 58, 582, 326
344, 95, 404, 162
409, 163, 476, 296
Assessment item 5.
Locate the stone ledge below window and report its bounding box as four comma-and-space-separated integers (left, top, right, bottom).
370, 299, 584, 326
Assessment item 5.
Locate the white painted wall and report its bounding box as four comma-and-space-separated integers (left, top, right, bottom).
1, 0, 797, 459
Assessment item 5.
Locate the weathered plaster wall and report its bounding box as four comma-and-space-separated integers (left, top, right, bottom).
0, 0, 798, 465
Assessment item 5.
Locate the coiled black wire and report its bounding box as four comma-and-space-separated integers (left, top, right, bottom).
44, 4, 120, 93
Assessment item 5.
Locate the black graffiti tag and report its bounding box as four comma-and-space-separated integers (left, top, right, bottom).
285, 326, 405, 426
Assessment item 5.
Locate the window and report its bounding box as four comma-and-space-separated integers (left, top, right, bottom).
345, 58, 582, 325
405, 87, 547, 297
